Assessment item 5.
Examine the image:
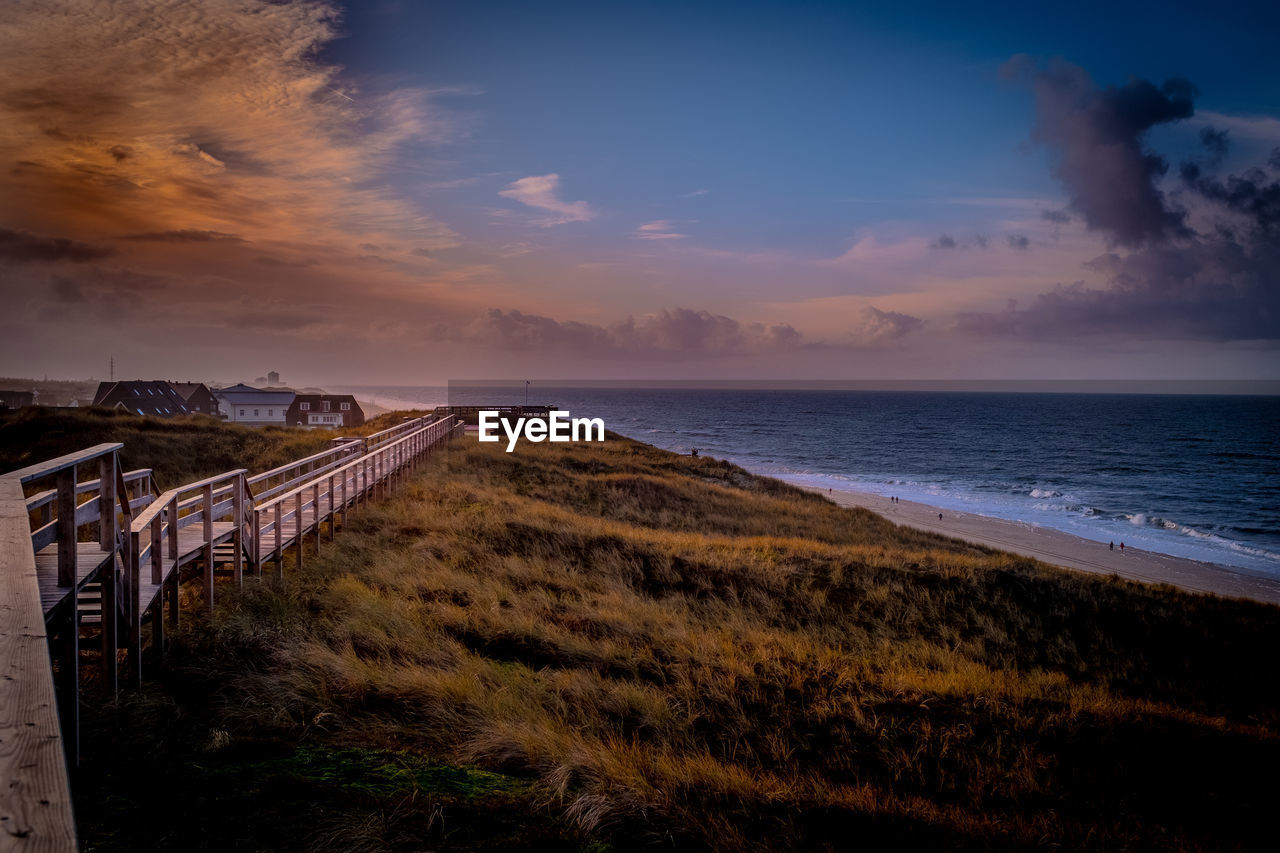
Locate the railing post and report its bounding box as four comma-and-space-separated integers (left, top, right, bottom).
232, 476, 244, 588
327, 474, 336, 540
252, 507, 262, 577
130, 529, 142, 688
167, 495, 179, 563
98, 455, 116, 550
294, 491, 304, 570
202, 483, 214, 609
274, 502, 283, 575
55, 466, 76, 587
312, 482, 321, 551
150, 514, 163, 585
99, 454, 118, 692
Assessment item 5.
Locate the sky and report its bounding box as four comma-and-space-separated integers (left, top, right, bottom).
0, 0, 1277, 385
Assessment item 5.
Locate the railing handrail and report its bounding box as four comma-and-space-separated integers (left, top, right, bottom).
246, 444, 361, 487
1, 442, 123, 484
131, 468, 247, 532
25, 468, 153, 513
255, 417, 451, 512
364, 417, 428, 447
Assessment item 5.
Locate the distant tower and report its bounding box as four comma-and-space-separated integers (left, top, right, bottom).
268, 370, 280, 386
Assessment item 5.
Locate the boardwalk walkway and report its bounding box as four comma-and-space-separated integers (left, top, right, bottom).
0, 415, 463, 852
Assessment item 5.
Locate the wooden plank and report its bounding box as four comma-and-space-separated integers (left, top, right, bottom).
0, 478, 78, 852
32, 544, 112, 616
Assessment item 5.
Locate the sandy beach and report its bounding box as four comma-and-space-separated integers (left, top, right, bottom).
809, 486, 1280, 605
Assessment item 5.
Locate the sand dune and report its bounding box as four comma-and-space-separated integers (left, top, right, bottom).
810, 487, 1280, 606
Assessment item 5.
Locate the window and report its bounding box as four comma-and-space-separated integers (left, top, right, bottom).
322, 400, 331, 411
267, 409, 273, 417
340, 402, 350, 411
254, 409, 260, 417
300, 402, 310, 411
239, 409, 246, 417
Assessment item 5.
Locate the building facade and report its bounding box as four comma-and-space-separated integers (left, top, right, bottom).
213, 384, 296, 425
285, 394, 365, 429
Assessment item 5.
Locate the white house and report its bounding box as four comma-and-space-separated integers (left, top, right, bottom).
214, 383, 296, 426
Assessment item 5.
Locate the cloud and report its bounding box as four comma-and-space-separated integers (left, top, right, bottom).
681, 188, 709, 197
933, 234, 958, 249
0, 227, 115, 263
0, 0, 459, 250
451, 304, 921, 358
498, 173, 595, 225
121, 229, 245, 243
1004, 55, 1197, 248
1041, 209, 1072, 224
634, 220, 686, 240
1193, 111, 1280, 144
1180, 158, 1280, 233
958, 151, 1280, 341
1199, 126, 1230, 165
842, 306, 925, 344
1007, 234, 1030, 250
959, 59, 1280, 343
455, 308, 796, 356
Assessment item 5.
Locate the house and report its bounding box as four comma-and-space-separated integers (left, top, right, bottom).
213, 383, 296, 425
0, 390, 35, 411
286, 394, 364, 429
170, 382, 221, 416
92, 381, 191, 416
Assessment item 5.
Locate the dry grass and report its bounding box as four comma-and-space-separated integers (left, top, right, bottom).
75, 435, 1280, 851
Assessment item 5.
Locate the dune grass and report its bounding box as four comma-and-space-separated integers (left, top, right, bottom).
73, 434, 1280, 851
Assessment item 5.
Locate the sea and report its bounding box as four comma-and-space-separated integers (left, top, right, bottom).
333, 385, 1280, 578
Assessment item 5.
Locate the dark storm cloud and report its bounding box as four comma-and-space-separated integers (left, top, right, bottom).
456, 308, 801, 356
1007, 234, 1030, 250
121, 229, 246, 243
1004, 55, 1196, 248
1182, 165, 1280, 233
956, 234, 1280, 340
1199, 126, 1230, 164
450, 305, 922, 357
959, 154, 1280, 341
933, 234, 957, 249
1041, 209, 1071, 224
962, 60, 1280, 343
0, 227, 115, 263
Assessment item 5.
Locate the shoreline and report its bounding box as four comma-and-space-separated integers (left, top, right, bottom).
805, 485, 1280, 606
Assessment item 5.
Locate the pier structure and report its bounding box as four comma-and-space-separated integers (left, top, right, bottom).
0, 415, 464, 851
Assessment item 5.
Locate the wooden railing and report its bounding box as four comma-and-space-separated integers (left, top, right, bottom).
256, 416, 461, 574
125, 469, 249, 686
0, 444, 130, 853
0, 414, 463, 852
246, 443, 362, 505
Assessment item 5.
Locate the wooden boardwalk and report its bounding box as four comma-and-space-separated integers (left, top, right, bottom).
0, 415, 464, 851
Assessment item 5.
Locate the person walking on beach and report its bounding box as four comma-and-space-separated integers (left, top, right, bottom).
939, 513, 943, 521
1120, 542, 1125, 552
1109, 541, 1114, 551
